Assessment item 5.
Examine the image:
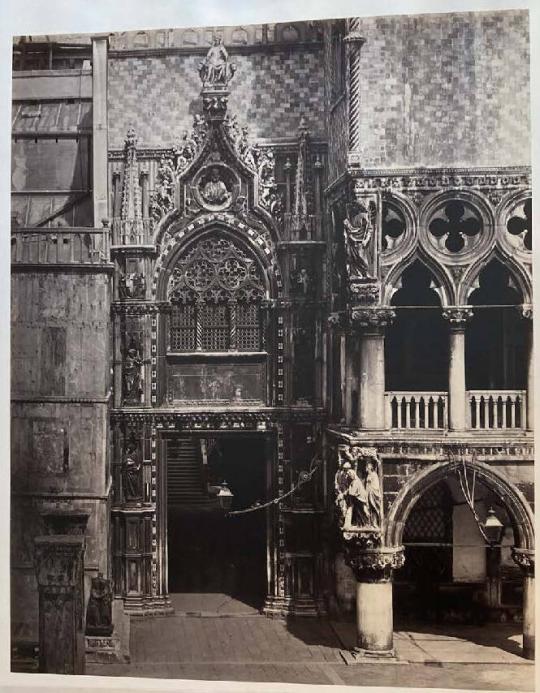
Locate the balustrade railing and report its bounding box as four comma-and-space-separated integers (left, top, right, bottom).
386, 392, 448, 430
468, 390, 526, 430
111, 218, 154, 246
11, 227, 110, 265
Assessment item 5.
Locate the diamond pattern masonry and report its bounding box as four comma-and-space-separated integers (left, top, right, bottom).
108, 50, 325, 148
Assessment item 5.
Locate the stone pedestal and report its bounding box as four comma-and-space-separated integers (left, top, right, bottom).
443, 308, 472, 431
33, 535, 86, 674
344, 544, 404, 657
512, 548, 535, 660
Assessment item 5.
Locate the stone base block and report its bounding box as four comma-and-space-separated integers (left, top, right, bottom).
85, 635, 128, 664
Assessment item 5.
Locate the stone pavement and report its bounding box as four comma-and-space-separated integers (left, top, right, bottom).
87, 595, 535, 690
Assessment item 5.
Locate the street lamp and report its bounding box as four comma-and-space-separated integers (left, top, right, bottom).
484, 507, 504, 545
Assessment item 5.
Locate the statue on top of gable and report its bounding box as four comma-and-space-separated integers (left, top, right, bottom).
199, 36, 236, 88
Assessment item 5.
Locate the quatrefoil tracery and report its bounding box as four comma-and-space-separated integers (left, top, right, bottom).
428, 200, 483, 253
506, 198, 532, 251
382, 203, 406, 252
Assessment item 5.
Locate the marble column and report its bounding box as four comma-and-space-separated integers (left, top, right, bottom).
345, 544, 405, 656
351, 308, 395, 430
33, 535, 86, 674
512, 548, 535, 660
91, 35, 109, 227
442, 307, 473, 431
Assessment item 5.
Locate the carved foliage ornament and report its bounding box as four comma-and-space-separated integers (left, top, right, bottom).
350, 307, 395, 329
344, 545, 405, 582
150, 115, 208, 222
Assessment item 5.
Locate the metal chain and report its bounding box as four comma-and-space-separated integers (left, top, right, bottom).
227, 454, 321, 516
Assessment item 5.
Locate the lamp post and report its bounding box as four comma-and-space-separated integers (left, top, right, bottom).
484, 507, 504, 610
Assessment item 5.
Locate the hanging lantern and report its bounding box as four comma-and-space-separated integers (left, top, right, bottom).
483, 507, 504, 545
217, 481, 234, 512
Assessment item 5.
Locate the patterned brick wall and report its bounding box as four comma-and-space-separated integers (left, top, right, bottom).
108, 48, 325, 148
355, 10, 530, 168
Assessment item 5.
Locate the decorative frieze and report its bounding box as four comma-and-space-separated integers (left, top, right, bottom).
351, 168, 531, 193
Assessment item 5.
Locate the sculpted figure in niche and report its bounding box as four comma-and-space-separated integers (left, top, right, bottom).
119, 271, 146, 300
123, 442, 142, 501
200, 168, 232, 206
343, 199, 377, 279
123, 346, 143, 403
199, 36, 236, 87
85, 572, 113, 636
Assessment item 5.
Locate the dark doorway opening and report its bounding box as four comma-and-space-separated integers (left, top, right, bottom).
167, 435, 268, 609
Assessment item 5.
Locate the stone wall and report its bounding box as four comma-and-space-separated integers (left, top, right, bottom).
11, 270, 112, 643
107, 48, 326, 148
355, 10, 530, 168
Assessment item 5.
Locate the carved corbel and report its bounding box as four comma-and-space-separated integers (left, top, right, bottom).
511, 548, 534, 577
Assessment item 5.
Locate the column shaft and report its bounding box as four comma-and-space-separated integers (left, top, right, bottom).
448, 327, 467, 430
358, 329, 385, 429
356, 581, 393, 652
523, 575, 535, 660
526, 320, 534, 430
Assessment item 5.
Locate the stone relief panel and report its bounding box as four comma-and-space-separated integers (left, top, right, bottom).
335, 445, 383, 544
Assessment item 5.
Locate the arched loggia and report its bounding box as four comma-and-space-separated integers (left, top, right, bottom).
385, 458, 535, 658
386, 260, 449, 392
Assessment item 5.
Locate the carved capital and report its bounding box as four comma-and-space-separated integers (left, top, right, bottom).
442, 306, 473, 328
521, 303, 533, 320
33, 536, 85, 590
344, 31, 366, 46
511, 548, 534, 577
344, 544, 405, 583
350, 307, 395, 330
349, 281, 380, 306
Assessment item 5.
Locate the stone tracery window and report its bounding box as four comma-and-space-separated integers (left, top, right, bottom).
167, 235, 266, 352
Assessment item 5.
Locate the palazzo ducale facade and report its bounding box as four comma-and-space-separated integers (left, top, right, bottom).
10, 11, 535, 671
